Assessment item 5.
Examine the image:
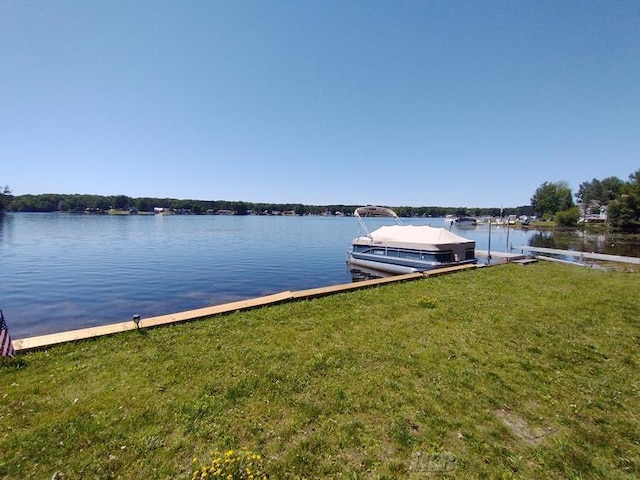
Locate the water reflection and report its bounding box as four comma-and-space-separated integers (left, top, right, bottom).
454, 225, 478, 231
348, 265, 392, 282
529, 229, 640, 257
0, 212, 11, 246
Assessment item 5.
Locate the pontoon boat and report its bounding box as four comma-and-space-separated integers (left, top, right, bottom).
347, 206, 477, 274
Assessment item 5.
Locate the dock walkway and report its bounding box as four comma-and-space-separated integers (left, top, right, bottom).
512, 246, 640, 265
475, 250, 529, 261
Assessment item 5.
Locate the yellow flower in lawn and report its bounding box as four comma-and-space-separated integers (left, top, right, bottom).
191, 449, 268, 479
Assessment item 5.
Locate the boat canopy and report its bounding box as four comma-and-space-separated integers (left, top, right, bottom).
354, 206, 399, 220
353, 224, 474, 250
353, 206, 401, 236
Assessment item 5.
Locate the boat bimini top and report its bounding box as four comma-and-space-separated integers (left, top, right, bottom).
352, 206, 474, 250
353, 206, 401, 237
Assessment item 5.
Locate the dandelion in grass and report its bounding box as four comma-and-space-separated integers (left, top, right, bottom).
192, 449, 268, 479
417, 296, 437, 309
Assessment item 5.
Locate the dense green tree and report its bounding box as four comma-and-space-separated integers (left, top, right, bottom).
293, 204, 306, 216
58, 194, 97, 212
111, 195, 132, 210
394, 206, 412, 217
531, 181, 574, 219
608, 169, 640, 232
1, 185, 12, 210
9, 193, 60, 212
515, 205, 534, 217
2, 192, 572, 218
576, 176, 624, 210
555, 207, 580, 226
231, 201, 249, 215
94, 197, 111, 211
135, 197, 154, 212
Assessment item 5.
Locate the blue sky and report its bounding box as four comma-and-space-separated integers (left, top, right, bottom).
1, 1, 639, 208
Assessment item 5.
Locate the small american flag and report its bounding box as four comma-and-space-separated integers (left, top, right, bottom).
1, 310, 16, 358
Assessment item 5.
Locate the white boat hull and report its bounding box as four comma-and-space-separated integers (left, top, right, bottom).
347, 252, 476, 275
347, 255, 421, 275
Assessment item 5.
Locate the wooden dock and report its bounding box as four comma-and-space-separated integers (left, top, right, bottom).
512, 246, 640, 265
13, 264, 478, 353
475, 250, 530, 261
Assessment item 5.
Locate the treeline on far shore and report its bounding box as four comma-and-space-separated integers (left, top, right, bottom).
5, 193, 533, 217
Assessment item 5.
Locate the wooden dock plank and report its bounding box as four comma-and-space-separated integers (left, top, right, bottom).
422, 264, 478, 276
140, 291, 295, 328
290, 272, 424, 300
475, 250, 529, 261
511, 258, 538, 265
13, 292, 295, 352
13, 322, 136, 351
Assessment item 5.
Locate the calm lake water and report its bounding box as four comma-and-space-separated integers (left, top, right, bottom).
0, 213, 637, 338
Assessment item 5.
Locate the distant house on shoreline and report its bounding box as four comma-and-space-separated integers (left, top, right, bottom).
579, 203, 608, 223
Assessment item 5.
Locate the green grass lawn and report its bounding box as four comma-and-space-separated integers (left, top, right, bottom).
2, 263, 639, 479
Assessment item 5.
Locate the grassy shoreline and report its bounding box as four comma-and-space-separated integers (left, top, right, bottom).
2, 263, 639, 479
